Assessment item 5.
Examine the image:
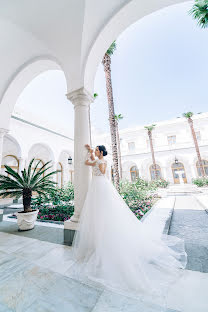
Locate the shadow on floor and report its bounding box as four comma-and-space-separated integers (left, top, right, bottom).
0, 220, 66, 245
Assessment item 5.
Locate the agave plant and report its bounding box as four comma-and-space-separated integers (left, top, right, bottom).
0, 158, 60, 213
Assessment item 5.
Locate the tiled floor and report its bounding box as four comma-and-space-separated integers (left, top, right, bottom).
169, 196, 208, 272
0, 195, 208, 311
0, 231, 207, 311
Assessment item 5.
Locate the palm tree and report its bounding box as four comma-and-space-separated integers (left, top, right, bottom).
189, 0, 208, 28
102, 41, 120, 191
183, 112, 205, 176
115, 113, 123, 179
0, 158, 60, 212
144, 124, 158, 179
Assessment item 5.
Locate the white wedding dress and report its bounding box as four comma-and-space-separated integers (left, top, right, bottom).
69, 157, 187, 307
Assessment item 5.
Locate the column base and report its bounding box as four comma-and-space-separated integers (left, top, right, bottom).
64, 220, 79, 246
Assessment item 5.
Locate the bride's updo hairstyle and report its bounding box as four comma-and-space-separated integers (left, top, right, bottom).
97, 145, 108, 156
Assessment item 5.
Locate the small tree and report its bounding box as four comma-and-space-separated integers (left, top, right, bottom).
0, 158, 60, 212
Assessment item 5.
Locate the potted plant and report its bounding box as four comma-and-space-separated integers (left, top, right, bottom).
0, 158, 60, 231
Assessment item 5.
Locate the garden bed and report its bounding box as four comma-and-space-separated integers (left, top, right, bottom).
8, 179, 168, 223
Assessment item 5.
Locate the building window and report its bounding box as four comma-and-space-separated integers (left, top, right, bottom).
167, 135, 176, 145
196, 160, 208, 176
171, 162, 187, 184
128, 142, 135, 151
196, 131, 201, 141
57, 162, 63, 187
149, 164, 161, 180
130, 166, 139, 181
1, 155, 19, 176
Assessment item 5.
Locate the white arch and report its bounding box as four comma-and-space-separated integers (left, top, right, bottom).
27, 142, 55, 164
165, 155, 192, 183
0, 57, 65, 130
84, 0, 187, 94
3, 133, 22, 158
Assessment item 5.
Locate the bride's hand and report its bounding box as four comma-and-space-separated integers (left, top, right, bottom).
85, 144, 90, 151
85, 144, 93, 153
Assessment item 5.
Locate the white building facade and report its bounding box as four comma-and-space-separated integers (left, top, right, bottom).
0, 114, 74, 188
96, 113, 208, 185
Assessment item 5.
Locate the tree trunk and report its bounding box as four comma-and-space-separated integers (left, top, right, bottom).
102, 53, 120, 191
23, 188, 32, 212
116, 120, 122, 179
188, 118, 205, 177
148, 131, 158, 179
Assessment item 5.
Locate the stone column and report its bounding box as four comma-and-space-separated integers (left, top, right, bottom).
0, 128, 9, 173
18, 157, 26, 175
64, 88, 93, 244
49, 161, 57, 183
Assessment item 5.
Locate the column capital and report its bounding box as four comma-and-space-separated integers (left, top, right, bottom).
66, 87, 94, 107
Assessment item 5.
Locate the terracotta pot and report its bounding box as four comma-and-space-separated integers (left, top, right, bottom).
16, 209, 39, 231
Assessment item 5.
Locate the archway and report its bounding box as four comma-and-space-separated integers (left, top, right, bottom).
1, 155, 19, 176
130, 165, 139, 182
0, 59, 64, 131
84, 0, 186, 94
57, 162, 63, 187
196, 160, 208, 177
149, 164, 162, 180
171, 162, 187, 184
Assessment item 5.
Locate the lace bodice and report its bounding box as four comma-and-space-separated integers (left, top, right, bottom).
92, 158, 107, 176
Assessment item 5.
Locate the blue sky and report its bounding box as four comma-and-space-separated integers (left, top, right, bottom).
16, 1, 208, 136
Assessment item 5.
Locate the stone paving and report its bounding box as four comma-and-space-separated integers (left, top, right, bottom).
0, 194, 208, 311
168, 195, 208, 273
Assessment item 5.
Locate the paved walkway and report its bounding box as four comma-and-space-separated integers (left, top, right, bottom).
0, 194, 208, 311
169, 195, 208, 273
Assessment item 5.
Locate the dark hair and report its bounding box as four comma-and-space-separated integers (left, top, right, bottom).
97, 145, 108, 156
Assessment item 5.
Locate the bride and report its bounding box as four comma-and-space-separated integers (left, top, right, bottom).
70, 144, 187, 306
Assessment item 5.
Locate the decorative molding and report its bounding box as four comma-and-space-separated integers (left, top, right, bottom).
66, 87, 94, 106
11, 115, 73, 141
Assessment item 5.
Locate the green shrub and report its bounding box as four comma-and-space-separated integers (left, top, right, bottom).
31, 181, 74, 207
149, 178, 169, 189
192, 177, 208, 187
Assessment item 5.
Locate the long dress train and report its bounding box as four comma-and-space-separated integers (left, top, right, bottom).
69, 158, 187, 307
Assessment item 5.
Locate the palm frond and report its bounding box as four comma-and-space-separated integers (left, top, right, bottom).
0, 175, 23, 190
144, 124, 156, 131
27, 158, 36, 184
0, 190, 22, 199
29, 159, 48, 182
183, 112, 193, 119
189, 0, 208, 28
3, 165, 24, 186
106, 41, 116, 56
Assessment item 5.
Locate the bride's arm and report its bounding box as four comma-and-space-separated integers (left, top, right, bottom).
84, 144, 96, 166
85, 160, 96, 166
85, 144, 95, 161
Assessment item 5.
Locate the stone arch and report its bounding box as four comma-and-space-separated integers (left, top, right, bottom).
122, 160, 139, 181
83, 0, 186, 94
0, 57, 66, 130
165, 155, 191, 184
27, 142, 55, 165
